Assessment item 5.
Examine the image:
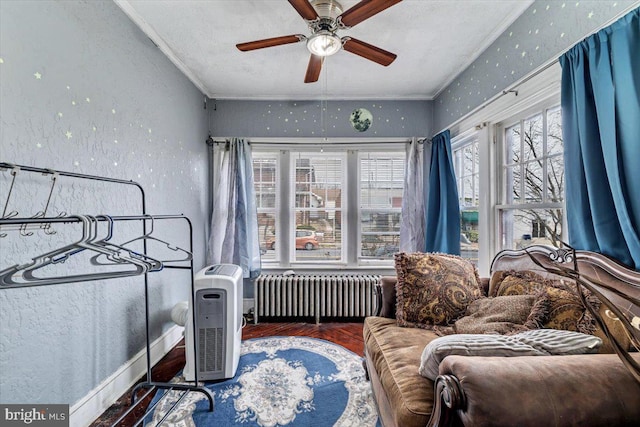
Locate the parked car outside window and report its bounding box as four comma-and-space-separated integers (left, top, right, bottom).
265, 229, 319, 251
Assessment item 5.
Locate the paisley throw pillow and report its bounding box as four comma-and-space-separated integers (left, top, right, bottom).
394, 252, 482, 329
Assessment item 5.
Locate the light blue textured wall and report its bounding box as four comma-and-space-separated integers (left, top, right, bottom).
210, 99, 433, 138
433, 0, 639, 132
0, 0, 208, 408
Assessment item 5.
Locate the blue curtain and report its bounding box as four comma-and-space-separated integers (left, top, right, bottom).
207, 138, 262, 278
425, 130, 461, 254
559, 8, 640, 270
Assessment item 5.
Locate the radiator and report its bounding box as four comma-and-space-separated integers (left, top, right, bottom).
254, 274, 380, 323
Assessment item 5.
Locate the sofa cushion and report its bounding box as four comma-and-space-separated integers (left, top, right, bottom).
418, 329, 602, 380
364, 316, 438, 427
394, 252, 482, 329
453, 294, 543, 335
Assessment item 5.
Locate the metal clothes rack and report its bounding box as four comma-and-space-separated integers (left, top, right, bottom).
0, 162, 214, 426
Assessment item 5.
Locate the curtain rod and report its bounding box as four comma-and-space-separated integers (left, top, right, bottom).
435, 4, 638, 136
206, 137, 414, 146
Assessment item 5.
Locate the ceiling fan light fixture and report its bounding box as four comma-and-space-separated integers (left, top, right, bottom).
307, 31, 342, 56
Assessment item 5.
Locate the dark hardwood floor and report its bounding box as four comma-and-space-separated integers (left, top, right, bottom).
90, 321, 365, 427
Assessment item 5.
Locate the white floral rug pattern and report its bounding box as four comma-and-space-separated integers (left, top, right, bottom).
146, 336, 380, 427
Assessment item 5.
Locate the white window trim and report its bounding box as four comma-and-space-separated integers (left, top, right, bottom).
252, 138, 409, 273
451, 130, 481, 267
289, 150, 348, 266
356, 149, 406, 267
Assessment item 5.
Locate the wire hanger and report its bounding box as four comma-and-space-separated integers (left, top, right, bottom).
0, 215, 150, 287
88, 215, 164, 271
117, 214, 192, 263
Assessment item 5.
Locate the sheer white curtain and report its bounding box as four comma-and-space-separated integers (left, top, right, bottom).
400, 138, 429, 252
207, 138, 261, 278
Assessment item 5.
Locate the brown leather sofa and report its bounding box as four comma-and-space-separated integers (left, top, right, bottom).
363, 246, 640, 427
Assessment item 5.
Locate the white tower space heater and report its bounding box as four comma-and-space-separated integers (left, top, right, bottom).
184, 264, 243, 381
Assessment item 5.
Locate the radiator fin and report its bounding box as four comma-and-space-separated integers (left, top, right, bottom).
254, 274, 380, 323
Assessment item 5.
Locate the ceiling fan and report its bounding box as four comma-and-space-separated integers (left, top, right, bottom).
236, 0, 402, 83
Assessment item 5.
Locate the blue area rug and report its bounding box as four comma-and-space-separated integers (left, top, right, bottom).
146, 336, 380, 427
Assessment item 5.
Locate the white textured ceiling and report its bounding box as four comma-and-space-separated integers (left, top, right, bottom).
116, 0, 533, 100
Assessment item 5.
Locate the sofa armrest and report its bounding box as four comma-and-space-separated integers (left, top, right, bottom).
427, 353, 640, 427
375, 276, 397, 318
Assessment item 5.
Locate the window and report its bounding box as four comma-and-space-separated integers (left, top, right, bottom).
253, 154, 278, 262
452, 135, 480, 265
253, 145, 406, 268
359, 153, 404, 260
293, 153, 344, 262
498, 105, 564, 250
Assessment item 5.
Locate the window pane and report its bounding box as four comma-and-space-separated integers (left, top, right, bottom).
257, 213, 277, 261
295, 210, 341, 261
295, 155, 342, 209
253, 157, 277, 209
463, 146, 474, 175
360, 154, 404, 209
500, 208, 563, 250
505, 124, 521, 165
547, 107, 563, 156
293, 154, 344, 262
499, 104, 564, 252
505, 164, 521, 204
253, 154, 278, 262
360, 211, 401, 233
359, 152, 405, 260
463, 176, 474, 206
523, 113, 543, 162
524, 160, 543, 203
460, 210, 479, 265
473, 172, 479, 205
453, 138, 480, 266
547, 154, 564, 202
361, 234, 400, 259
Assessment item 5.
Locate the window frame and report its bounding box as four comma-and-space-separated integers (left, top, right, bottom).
357, 150, 406, 266
495, 101, 565, 252
251, 140, 408, 271
252, 151, 280, 264
445, 63, 562, 275
452, 130, 480, 266
289, 150, 348, 265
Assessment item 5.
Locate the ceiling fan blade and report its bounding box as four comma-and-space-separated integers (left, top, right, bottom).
288, 0, 319, 21
342, 37, 397, 66
237, 35, 304, 51
338, 0, 402, 28
304, 54, 324, 83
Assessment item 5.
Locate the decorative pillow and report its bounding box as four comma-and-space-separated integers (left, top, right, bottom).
394, 252, 482, 329
491, 270, 599, 335
418, 334, 547, 380
453, 295, 543, 335
491, 270, 553, 297
531, 286, 597, 334
418, 329, 603, 380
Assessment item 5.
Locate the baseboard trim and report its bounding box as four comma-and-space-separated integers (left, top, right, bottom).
70, 325, 184, 426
